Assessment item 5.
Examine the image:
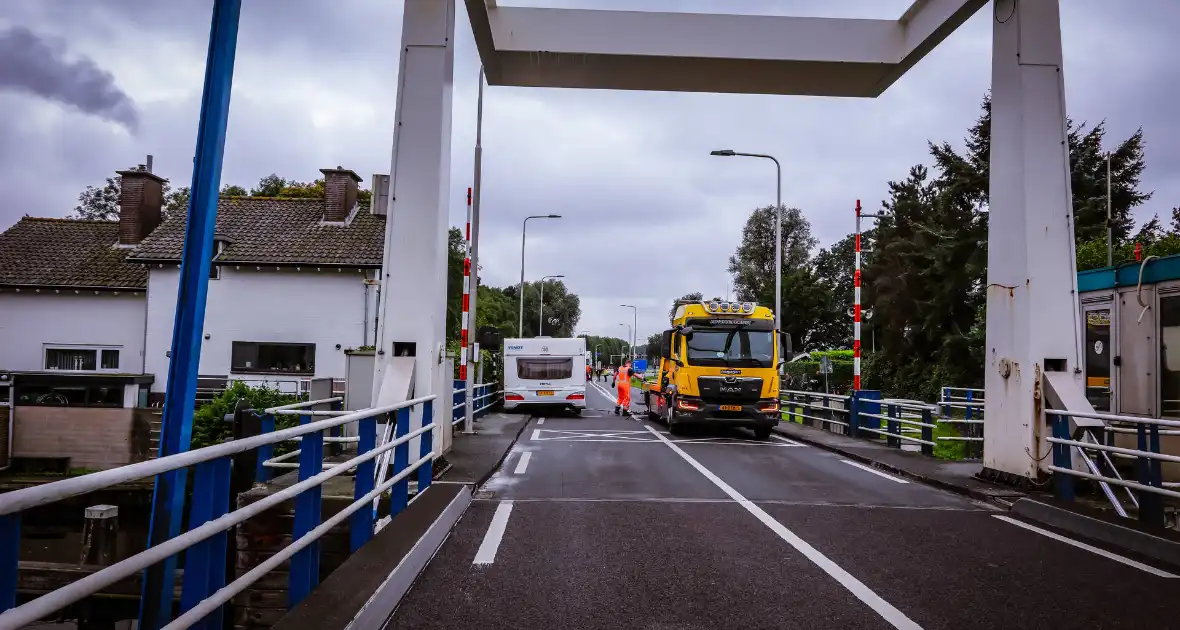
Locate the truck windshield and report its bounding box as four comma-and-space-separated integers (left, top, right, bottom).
685, 328, 774, 368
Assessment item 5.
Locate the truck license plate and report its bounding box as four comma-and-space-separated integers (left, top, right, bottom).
720, 404, 741, 411
537, 390, 555, 396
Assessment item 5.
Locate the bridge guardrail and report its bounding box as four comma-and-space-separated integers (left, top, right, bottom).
781, 387, 985, 460
0, 395, 438, 629
1047, 408, 1177, 526
451, 383, 502, 426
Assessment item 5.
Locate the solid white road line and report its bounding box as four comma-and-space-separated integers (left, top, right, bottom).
992, 515, 1178, 578
771, 434, 806, 447
591, 382, 618, 404
841, 459, 909, 484
530, 429, 540, 441
514, 452, 532, 475
643, 425, 922, 630
473, 501, 514, 565
537, 418, 545, 425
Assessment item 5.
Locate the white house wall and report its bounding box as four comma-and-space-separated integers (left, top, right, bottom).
144, 266, 370, 392
0, 291, 147, 373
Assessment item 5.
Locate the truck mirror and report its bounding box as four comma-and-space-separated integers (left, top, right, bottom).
660, 330, 673, 358
680, 326, 695, 337
780, 331, 793, 360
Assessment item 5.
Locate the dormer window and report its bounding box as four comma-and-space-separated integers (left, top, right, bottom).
210, 239, 226, 279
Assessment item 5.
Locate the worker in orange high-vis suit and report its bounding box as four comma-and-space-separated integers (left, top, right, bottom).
615, 360, 635, 415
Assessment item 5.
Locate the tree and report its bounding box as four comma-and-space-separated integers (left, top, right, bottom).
727, 205, 831, 350
810, 233, 861, 350
251, 174, 288, 197
445, 228, 466, 342
73, 172, 123, 220
669, 292, 703, 321
165, 187, 191, 216
644, 332, 662, 361
221, 184, 247, 196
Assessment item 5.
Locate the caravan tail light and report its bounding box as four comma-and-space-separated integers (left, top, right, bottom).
567, 393, 585, 400
505, 393, 524, 401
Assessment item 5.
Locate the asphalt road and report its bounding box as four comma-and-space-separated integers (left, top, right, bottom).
387, 384, 1178, 629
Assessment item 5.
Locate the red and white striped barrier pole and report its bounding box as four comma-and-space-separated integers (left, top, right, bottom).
854, 199, 862, 391
460, 187, 473, 381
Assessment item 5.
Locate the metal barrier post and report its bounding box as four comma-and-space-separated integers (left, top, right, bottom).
289, 416, 324, 607
886, 404, 899, 448
0, 514, 18, 612
921, 407, 934, 456
419, 401, 435, 493
965, 390, 978, 458
820, 395, 829, 428
1051, 414, 1074, 501
391, 407, 411, 515
179, 457, 232, 628
849, 392, 860, 438
328, 400, 343, 457
350, 415, 377, 553
1137, 423, 1165, 526
255, 413, 275, 483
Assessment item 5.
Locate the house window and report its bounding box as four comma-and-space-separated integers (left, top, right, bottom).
231, 342, 315, 375
210, 240, 226, 279
44, 346, 121, 372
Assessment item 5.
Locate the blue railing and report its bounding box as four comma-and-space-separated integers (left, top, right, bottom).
0, 395, 437, 629
451, 381, 502, 426
780, 388, 981, 459
1048, 408, 1177, 527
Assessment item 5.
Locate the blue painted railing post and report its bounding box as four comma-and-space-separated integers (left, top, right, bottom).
255, 413, 275, 483
886, 404, 900, 448
179, 457, 232, 629
1137, 423, 1164, 526
140, 1, 242, 627
0, 514, 19, 613
289, 416, 324, 608
848, 392, 860, 438
1051, 414, 1075, 501
920, 407, 934, 457
419, 401, 435, 494
391, 407, 411, 515
350, 416, 377, 553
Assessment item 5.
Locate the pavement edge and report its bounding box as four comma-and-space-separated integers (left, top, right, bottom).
474, 413, 532, 487
1010, 497, 1180, 568
769, 423, 1002, 504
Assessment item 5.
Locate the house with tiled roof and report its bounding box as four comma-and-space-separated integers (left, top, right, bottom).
130, 168, 386, 400
0, 165, 387, 470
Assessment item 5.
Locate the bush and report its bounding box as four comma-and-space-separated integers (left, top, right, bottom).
782, 360, 854, 394
191, 381, 303, 449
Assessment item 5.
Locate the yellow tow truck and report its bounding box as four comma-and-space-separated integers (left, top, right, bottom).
643, 300, 790, 440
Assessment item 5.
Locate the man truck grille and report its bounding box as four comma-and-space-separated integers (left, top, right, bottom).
697, 376, 763, 405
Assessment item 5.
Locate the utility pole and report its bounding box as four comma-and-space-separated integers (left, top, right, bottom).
854, 200, 885, 391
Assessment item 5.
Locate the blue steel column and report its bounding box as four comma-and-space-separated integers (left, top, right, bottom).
140, 1, 242, 627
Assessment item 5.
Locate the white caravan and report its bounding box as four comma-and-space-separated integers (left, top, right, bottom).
503, 337, 587, 414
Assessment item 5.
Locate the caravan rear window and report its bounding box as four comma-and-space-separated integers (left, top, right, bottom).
516, 357, 573, 380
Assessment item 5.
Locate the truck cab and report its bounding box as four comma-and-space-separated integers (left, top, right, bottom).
644, 300, 789, 440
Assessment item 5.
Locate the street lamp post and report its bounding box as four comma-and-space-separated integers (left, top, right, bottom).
619, 323, 632, 361
538, 274, 565, 336
620, 304, 638, 359
711, 149, 782, 332
519, 214, 562, 336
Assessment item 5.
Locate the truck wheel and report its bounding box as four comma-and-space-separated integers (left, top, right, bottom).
753, 427, 772, 441
666, 401, 683, 435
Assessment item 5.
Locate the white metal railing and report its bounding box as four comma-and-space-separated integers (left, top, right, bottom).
0, 394, 438, 629
451, 383, 502, 426
780, 390, 851, 428
1046, 408, 1176, 524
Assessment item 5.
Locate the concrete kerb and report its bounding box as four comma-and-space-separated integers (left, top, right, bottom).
473, 414, 531, 487
769, 424, 1005, 505
1011, 498, 1180, 569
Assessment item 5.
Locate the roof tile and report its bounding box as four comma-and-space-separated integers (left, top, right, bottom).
0, 218, 147, 289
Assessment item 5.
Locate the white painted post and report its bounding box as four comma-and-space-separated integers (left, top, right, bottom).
984, 0, 1087, 479
372, 0, 456, 458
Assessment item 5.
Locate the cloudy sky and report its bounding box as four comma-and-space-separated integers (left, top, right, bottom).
1, 0, 1177, 343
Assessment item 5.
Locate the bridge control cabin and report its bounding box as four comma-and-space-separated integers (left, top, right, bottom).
1078, 254, 1180, 479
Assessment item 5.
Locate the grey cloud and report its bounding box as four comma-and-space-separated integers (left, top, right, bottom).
0, 26, 139, 132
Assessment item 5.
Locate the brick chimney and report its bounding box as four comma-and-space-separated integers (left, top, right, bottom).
320, 167, 362, 222
116, 168, 166, 245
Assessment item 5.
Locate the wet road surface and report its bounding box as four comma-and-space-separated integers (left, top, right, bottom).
388, 383, 1178, 629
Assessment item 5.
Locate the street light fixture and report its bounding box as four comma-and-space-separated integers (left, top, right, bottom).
620, 304, 638, 359
538, 274, 565, 336
519, 214, 562, 336
711, 149, 782, 332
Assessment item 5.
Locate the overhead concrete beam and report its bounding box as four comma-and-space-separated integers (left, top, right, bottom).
463, 0, 987, 97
